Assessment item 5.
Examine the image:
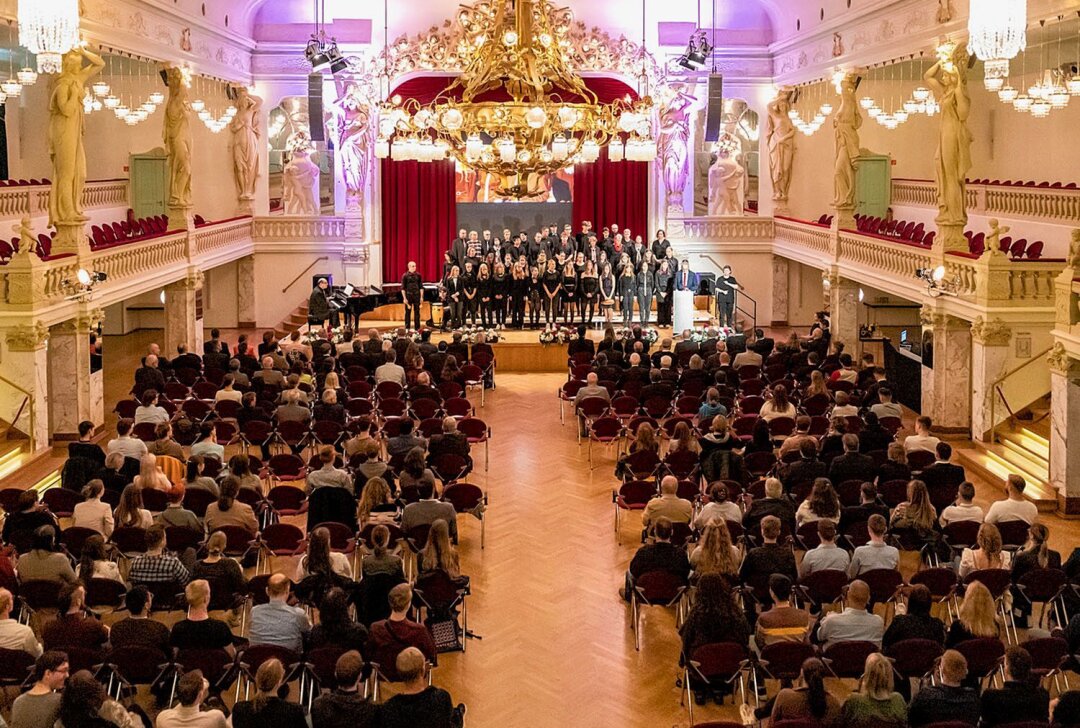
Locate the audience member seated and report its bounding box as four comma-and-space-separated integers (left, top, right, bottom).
375, 349, 407, 386
67, 421, 106, 469
189, 422, 225, 463
760, 385, 797, 422
624, 517, 691, 599
743, 478, 796, 536
831, 391, 859, 418
907, 649, 980, 728
889, 479, 937, 541
68, 480, 114, 538
94, 452, 130, 496
427, 417, 473, 474
76, 535, 123, 585
204, 477, 259, 535
958, 522, 1011, 578
170, 580, 236, 656
253, 356, 286, 389
697, 388, 728, 420
401, 492, 458, 542
358, 476, 399, 527
230, 658, 308, 728
782, 441, 828, 486
112, 484, 153, 531
870, 387, 903, 420
353, 439, 395, 490
3, 490, 60, 546
882, 584, 945, 651
1011, 523, 1061, 628
128, 524, 191, 588
1053, 691, 1080, 728
858, 413, 894, 454
156, 668, 228, 728
939, 481, 984, 526
134, 390, 169, 425
362, 525, 406, 580
314, 388, 347, 425
107, 419, 148, 460
740, 515, 798, 590
180, 456, 218, 498
399, 447, 438, 500
800, 520, 850, 576
985, 473, 1039, 525
156, 487, 203, 534
109, 585, 171, 655
380, 647, 464, 728
919, 442, 966, 491
689, 521, 741, 581
295, 526, 354, 581
755, 574, 812, 649
818, 418, 848, 461
191, 531, 247, 603
903, 416, 941, 454
387, 419, 427, 462
574, 372, 610, 436
0, 586, 41, 655
838, 652, 906, 728
816, 579, 884, 649
642, 475, 693, 529
133, 354, 167, 400
11, 651, 69, 728
308, 445, 352, 490
274, 390, 310, 426
42, 583, 109, 654
848, 514, 899, 577
249, 573, 311, 653
829, 434, 876, 484
694, 482, 742, 529
228, 454, 263, 494
678, 573, 751, 705
309, 588, 368, 653
17, 526, 77, 584
841, 483, 890, 531
132, 453, 174, 492
367, 584, 438, 680
310, 650, 379, 728
979, 645, 1050, 727
946, 580, 1001, 647
795, 479, 841, 528
769, 657, 841, 727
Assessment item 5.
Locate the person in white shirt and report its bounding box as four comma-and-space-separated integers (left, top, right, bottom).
870, 387, 903, 420
984, 473, 1039, 526
830, 354, 859, 384
800, 520, 851, 576
293, 526, 353, 581
694, 482, 743, 530
213, 375, 243, 403
155, 668, 227, 728
939, 481, 985, 527
830, 391, 859, 419
759, 384, 797, 422
903, 415, 941, 454
848, 514, 899, 577
375, 348, 407, 386
107, 419, 148, 460
815, 579, 884, 649
134, 390, 170, 425
71, 480, 115, 537
0, 587, 42, 656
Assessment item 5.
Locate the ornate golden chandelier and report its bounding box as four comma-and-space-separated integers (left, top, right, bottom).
373, 0, 656, 198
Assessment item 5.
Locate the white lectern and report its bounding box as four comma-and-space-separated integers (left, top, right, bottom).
673, 289, 695, 332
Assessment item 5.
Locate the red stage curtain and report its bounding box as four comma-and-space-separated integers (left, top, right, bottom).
380, 75, 646, 282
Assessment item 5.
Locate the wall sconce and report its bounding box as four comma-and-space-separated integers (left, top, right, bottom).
61, 268, 107, 301
914, 265, 960, 297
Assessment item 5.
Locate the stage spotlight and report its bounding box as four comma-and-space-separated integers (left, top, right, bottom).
677, 31, 712, 71
305, 36, 331, 71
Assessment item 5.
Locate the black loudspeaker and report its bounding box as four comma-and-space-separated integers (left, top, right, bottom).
697, 271, 716, 295
703, 73, 724, 143
308, 73, 325, 142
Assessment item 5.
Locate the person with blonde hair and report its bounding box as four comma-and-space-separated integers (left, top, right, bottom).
947, 580, 1000, 646
133, 453, 172, 492
958, 521, 1011, 577
357, 476, 397, 526
890, 479, 937, 537
229, 657, 307, 728
295, 526, 353, 581
689, 521, 741, 579
804, 369, 831, 400
839, 652, 907, 728
419, 519, 462, 580
170, 579, 235, 656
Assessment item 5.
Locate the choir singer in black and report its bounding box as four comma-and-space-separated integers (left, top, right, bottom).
401, 261, 423, 330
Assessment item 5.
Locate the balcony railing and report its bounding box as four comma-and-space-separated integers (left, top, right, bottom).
892, 178, 1080, 224
0, 179, 128, 220
673, 216, 775, 242
252, 215, 346, 242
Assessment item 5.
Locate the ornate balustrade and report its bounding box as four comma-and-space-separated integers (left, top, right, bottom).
252, 215, 346, 242
0, 179, 129, 220
674, 216, 774, 243
892, 178, 1080, 224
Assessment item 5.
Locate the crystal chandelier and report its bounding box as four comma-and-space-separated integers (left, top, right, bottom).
375, 0, 656, 198
968, 0, 1027, 88
18, 0, 81, 74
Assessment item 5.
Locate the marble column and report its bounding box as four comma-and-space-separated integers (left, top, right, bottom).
1048, 344, 1080, 513
921, 307, 972, 433
2, 322, 51, 452
828, 274, 860, 351
164, 271, 205, 356
771, 256, 790, 326
969, 316, 1012, 441
47, 309, 105, 439
237, 256, 256, 328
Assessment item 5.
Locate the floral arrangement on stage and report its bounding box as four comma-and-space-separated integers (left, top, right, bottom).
614, 326, 660, 345
687, 326, 735, 344
539, 325, 576, 345
381, 329, 422, 343
460, 325, 502, 344
303, 327, 347, 345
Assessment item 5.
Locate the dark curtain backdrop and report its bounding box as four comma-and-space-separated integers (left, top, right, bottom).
380, 75, 645, 283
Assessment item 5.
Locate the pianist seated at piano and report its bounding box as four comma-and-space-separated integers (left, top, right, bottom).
308, 278, 332, 330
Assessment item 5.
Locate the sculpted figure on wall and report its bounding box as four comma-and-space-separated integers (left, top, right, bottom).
48, 46, 105, 229
283, 142, 320, 216
832, 73, 862, 213
708, 131, 745, 217
657, 83, 696, 214
924, 42, 972, 250
765, 87, 796, 204
331, 79, 373, 210
163, 66, 193, 210
229, 87, 263, 211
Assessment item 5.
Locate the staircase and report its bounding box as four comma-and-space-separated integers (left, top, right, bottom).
955, 395, 1057, 512
273, 301, 310, 340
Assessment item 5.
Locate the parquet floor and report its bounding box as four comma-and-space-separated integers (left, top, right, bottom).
87, 331, 1080, 728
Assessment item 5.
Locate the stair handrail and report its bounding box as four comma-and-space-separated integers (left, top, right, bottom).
0, 373, 34, 452
737, 290, 757, 332
988, 345, 1052, 444
281, 256, 329, 294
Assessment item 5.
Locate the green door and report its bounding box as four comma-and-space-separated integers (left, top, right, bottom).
130, 153, 168, 219
855, 154, 891, 218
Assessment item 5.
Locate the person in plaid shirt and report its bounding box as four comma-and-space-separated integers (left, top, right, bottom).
129, 525, 191, 588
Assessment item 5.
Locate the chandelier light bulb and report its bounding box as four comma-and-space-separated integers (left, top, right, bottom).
859, 96, 875, 109
983, 76, 1004, 92
149, 91, 165, 105
787, 109, 798, 119
503, 31, 518, 47
998, 85, 1018, 102
558, 107, 580, 129
92, 80, 110, 97
1069, 75, 1080, 96
17, 68, 38, 86
1013, 94, 1032, 112
867, 106, 882, 118
114, 104, 129, 118
608, 139, 624, 162
912, 86, 931, 102
440, 108, 464, 131
552, 134, 569, 161
525, 106, 547, 129
19, 0, 80, 74
1, 80, 21, 98
190, 99, 205, 112
894, 110, 909, 123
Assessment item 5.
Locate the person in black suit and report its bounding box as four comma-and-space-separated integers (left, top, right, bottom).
979, 646, 1050, 727
172, 344, 202, 373
673, 333, 698, 359
781, 441, 828, 486
858, 412, 895, 454
743, 477, 796, 537
623, 517, 690, 599
445, 332, 469, 365
203, 340, 230, 373
203, 328, 225, 356
828, 434, 877, 484
839, 482, 890, 530
725, 330, 747, 356
567, 325, 595, 358
750, 328, 774, 358
133, 355, 167, 399
919, 442, 966, 491
449, 228, 468, 270
640, 369, 674, 403
401, 260, 424, 331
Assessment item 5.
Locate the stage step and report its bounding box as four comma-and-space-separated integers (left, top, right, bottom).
955, 440, 1057, 512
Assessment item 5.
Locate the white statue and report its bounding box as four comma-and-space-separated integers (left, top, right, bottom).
48, 46, 105, 229
11, 217, 34, 259
229, 86, 262, 209
985, 218, 1010, 259
1068, 229, 1080, 270
163, 66, 193, 210
833, 73, 862, 211
765, 87, 796, 203
330, 79, 372, 210
283, 146, 319, 215
924, 43, 972, 230
708, 147, 745, 217
657, 84, 696, 214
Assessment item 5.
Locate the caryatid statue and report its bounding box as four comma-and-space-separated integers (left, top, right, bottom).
331, 79, 373, 211
832, 72, 862, 222
229, 86, 263, 213
923, 42, 972, 252
163, 66, 193, 211
765, 86, 796, 206
657, 83, 696, 214
48, 45, 105, 230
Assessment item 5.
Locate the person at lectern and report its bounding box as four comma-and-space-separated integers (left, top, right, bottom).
308, 278, 332, 331
674, 259, 699, 292
401, 261, 423, 330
